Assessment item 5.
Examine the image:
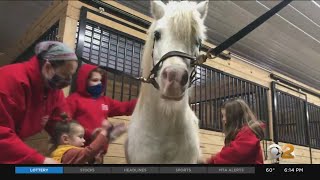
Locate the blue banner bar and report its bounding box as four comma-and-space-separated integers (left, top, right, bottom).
15, 167, 63, 174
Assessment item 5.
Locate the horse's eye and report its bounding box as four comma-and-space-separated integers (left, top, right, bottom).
154, 31, 161, 41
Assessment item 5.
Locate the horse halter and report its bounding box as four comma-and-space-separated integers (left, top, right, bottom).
136, 36, 214, 90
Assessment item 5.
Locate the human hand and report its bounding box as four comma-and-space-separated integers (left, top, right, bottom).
109, 123, 127, 141
43, 157, 60, 164
101, 119, 112, 130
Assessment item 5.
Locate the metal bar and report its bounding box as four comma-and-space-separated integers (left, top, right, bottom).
218, 72, 222, 129
317, 106, 320, 148
290, 95, 296, 144
97, 27, 102, 66
257, 87, 262, 120
278, 91, 283, 142
271, 82, 279, 144
265, 89, 270, 138
227, 75, 230, 100
296, 98, 302, 145
214, 71, 218, 130
271, 82, 279, 164
111, 33, 119, 99
136, 44, 142, 98
128, 41, 134, 100
236, 79, 239, 98
120, 37, 127, 101
204, 68, 208, 129
308, 104, 313, 148
255, 85, 259, 119
209, 69, 212, 129
244, 81, 247, 102
240, 80, 243, 99
199, 68, 203, 128
284, 93, 289, 143
248, 83, 251, 106
194, 68, 198, 119
316, 106, 320, 148
304, 99, 313, 163
223, 74, 226, 102
88, 25, 95, 64
232, 77, 235, 98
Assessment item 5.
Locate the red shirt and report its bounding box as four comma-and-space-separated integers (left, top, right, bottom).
207, 126, 264, 164
66, 64, 137, 143
0, 56, 68, 164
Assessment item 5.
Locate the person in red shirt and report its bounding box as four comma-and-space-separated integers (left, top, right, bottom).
49, 113, 126, 164
206, 99, 265, 164
0, 41, 79, 164
66, 64, 137, 163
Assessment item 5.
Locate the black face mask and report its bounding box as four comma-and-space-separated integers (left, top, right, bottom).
48, 74, 71, 89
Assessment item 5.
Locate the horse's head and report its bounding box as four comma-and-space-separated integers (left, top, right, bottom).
149, 0, 208, 101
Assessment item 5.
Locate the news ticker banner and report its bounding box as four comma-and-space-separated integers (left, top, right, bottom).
13, 165, 311, 175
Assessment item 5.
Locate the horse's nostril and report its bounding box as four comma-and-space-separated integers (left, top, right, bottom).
180, 70, 189, 86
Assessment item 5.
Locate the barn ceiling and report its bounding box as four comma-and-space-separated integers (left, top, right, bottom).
116, 0, 320, 91
0, 1, 319, 91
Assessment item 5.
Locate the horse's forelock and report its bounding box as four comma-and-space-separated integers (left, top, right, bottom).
166, 1, 206, 48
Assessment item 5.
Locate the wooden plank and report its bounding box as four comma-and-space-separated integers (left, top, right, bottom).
199, 133, 224, 146
104, 156, 127, 164
200, 143, 223, 154
68, 1, 147, 33
60, 17, 78, 49
87, 12, 146, 41
102, 0, 153, 22
25, 138, 50, 156
204, 59, 270, 88
23, 131, 49, 141
107, 144, 125, 157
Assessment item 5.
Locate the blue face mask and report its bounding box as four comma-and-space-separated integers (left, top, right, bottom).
87, 83, 103, 98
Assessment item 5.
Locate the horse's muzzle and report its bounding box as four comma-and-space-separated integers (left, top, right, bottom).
160, 66, 188, 100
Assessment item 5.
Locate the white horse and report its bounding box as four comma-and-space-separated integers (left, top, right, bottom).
126, 0, 209, 164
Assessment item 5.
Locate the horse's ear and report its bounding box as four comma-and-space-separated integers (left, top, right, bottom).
196, 0, 209, 19
151, 1, 166, 20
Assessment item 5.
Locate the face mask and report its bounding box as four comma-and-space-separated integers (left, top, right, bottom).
48, 74, 71, 89
87, 83, 103, 98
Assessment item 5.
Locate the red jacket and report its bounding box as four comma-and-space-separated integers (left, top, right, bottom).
0, 56, 68, 164
66, 64, 137, 143
207, 126, 264, 164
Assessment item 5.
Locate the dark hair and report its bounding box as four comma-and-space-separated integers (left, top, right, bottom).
48, 113, 81, 154
221, 99, 265, 146
89, 67, 105, 79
